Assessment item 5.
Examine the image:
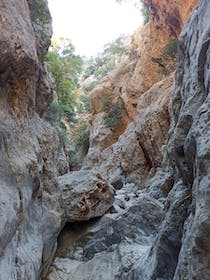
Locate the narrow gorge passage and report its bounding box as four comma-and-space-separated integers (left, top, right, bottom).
1, 1, 210, 280
48, 184, 163, 280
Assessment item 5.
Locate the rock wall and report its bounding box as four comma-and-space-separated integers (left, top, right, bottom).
127, 0, 210, 278
2, 0, 210, 279
159, 1, 210, 278
85, 75, 174, 186
0, 1, 65, 279
0, 1, 114, 279
87, 0, 199, 170
49, 1, 210, 279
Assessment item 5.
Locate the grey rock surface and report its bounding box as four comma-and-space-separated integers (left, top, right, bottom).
49, 1, 210, 279
47, 190, 163, 280
169, 1, 210, 278
131, 1, 210, 279
1, 0, 209, 279
59, 170, 114, 222
0, 1, 62, 279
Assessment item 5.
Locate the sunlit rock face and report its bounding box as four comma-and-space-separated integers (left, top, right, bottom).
85, 75, 174, 186
90, 0, 199, 122
48, 0, 210, 279
59, 170, 114, 222
128, 0, 210, 279
87, 0, 199, 175
122, 0, 199, 119
1, 0, 208, 279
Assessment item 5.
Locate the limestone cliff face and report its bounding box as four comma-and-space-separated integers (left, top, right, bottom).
126, 0, 199, 113
142, 0, 199, 34
88, 0, 199, 168
161, 1, 210, 277
2, 0, 210, 279
0, 1, 62, 279
0, 1, 114, 279
85, 75, 174, 185
89, 76, 129, 152
128, 1, 210, 278
49, 1, 210, 279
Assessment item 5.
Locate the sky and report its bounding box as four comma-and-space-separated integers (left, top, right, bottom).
48, 0, 142, 57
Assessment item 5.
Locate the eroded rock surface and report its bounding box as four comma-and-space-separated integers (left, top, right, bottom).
49, 0, 210, 279
1, 0, 209, 279
85, 75, 173, 186
47, 190, 163, 280
0, 1, 63, 279
59, 170, 114, 222
128, 1, 210, 279
87, 0, 198, 173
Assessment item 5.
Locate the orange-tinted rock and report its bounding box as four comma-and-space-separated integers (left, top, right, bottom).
90, 0, 199, 134
135, 74, 174, 169
90, 76, 129, 150
116, 0, 199, 119
85, 75, 174, 185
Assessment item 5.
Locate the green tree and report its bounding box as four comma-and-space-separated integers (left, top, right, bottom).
71, 121, 91, 152
45, 38, 83, 148
83, 34, 128, 83
45, 38, 83, 121
155, 37, 179, 76
141, 3, 150, 24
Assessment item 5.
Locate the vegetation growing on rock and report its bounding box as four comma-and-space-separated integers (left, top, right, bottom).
140, 3, 150, 24
82, 34, 129, 92
155, 37, 179, 75
45, 38, 83, 147
102, 98, 123, 129
30, 0, 51, 24
70, 120, 91, 152
45, 35, 129, 153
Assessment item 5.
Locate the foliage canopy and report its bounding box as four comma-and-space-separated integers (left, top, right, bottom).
45, 38, 83, 121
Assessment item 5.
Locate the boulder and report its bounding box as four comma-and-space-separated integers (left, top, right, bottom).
47, 196, 163, 280
59, 170, 114, 222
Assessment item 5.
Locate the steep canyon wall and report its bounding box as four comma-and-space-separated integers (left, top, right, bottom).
0, 1, 114, 279
2, 0, 210, 280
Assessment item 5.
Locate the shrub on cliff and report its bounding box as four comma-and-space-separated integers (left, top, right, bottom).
155, 37, 179, 75
45, 102, 76, 124
77, 94, 91, 114
83, 34, 128, 84
163, 37, 179, 60
29, 0, 51, 24
102, 98, 123, 129
141, 3, 150, 24
71, 121, 90, 152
